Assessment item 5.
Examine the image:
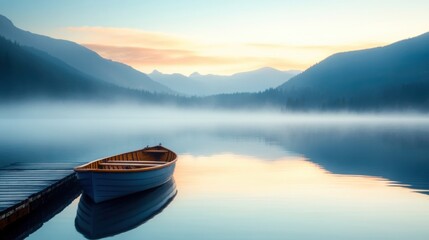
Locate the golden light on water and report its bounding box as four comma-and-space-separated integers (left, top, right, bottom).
174, 154, 429, 206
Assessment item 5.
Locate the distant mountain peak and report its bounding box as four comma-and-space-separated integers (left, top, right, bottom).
189, 72, 201, 77
257, 66, 278, 71
0, 14, 14, 28
150, 69, 162, 75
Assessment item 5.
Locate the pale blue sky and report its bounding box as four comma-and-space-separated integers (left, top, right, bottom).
1, 0, 428, 74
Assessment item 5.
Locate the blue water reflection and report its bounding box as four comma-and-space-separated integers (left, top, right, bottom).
0, 115, 428, 239
75, 179, 177, 239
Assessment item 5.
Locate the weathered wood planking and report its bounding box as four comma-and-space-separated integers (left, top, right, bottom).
0, 162, 82, 230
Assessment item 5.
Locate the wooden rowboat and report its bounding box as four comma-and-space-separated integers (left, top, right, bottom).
74, 145, 177, 203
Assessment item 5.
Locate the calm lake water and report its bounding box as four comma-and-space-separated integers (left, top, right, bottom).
1, 109, 429, 240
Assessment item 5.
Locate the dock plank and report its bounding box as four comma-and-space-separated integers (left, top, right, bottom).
1, 162, 79, 170
0, 162, 82, 230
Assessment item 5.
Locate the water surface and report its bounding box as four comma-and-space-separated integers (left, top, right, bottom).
1, 110, 429, 239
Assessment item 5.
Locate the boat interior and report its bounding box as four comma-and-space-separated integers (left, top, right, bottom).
76, 146, 177, 171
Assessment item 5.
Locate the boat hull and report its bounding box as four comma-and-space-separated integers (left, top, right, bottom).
76, 162, 176, 203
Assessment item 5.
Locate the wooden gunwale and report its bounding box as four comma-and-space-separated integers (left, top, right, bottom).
74, 146, 177, 173
143, 150, 169, 153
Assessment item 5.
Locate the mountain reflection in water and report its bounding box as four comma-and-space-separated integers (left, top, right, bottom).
2, 115, 429, 239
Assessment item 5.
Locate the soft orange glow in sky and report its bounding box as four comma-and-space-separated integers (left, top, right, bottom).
57, 26, 385, 75
3, 1, 428, 75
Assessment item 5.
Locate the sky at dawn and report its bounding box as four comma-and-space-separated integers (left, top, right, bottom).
1, 0, 428, 75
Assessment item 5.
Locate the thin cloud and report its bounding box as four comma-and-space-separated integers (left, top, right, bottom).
246, 42, 386, 52
83, 44, 304, 74
84, 44, 236, 66
66, 26, 193, 49
61, 26, 375, 74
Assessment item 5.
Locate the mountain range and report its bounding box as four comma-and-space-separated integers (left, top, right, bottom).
1, 14, 428, 110
0, 14, 297, 96
149, 67, 300, 96
0, 33, 174, 103
0, 14, 172, 94
0, 35, 117, 101
277, 32, 429, 109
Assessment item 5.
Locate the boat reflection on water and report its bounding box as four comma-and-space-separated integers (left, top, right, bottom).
75, 179, 177, 239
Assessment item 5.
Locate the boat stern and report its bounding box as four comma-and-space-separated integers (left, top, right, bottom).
75, 171, 97, 202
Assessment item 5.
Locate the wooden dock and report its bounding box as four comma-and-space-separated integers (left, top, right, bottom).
0, 162, 82, 232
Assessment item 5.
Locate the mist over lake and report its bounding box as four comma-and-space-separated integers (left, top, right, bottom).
1, 1, 429, 239
1, 105, 429, 239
